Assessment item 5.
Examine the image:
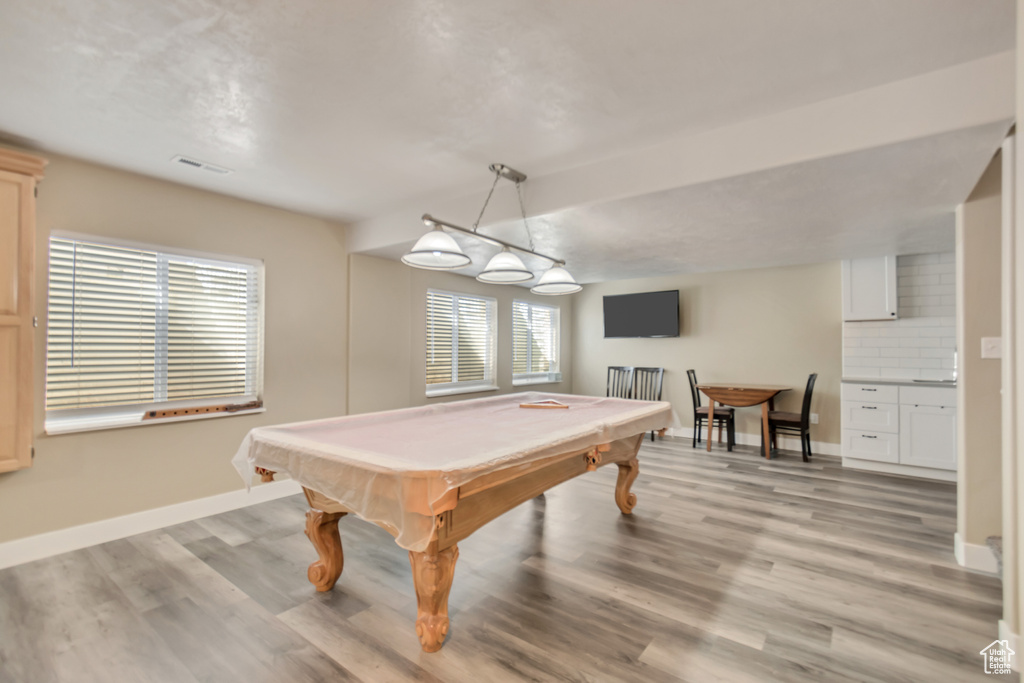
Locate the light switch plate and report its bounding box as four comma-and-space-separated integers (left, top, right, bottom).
981, 337, 1002, 359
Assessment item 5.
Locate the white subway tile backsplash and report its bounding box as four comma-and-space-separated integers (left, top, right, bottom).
844, 251, 956, 381
882, 367, 920, 378
862, 337, 900, 348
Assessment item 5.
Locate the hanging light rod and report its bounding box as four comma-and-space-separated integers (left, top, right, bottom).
420, 214, 565, 266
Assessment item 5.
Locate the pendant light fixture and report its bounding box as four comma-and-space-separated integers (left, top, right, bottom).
400, 226, 472, 270
477, 247, 533, 283
403, 164, 581, 295
531, 265, 582, 295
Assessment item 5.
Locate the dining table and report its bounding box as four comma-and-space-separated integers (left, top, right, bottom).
697, 383, 791, 459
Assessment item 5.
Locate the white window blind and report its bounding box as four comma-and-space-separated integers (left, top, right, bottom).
46, 236, 262, 413
513, 300, 560, 385
426, 290, 496, 395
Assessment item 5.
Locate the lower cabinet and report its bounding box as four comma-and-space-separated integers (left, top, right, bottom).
841, 429, 899, 463
899, 404, 957, 470
840, 382, 956, 474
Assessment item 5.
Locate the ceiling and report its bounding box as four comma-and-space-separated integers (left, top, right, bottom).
0, 1, 1016, 284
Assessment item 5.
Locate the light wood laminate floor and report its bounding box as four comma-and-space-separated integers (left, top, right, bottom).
0, 438, 1012, 682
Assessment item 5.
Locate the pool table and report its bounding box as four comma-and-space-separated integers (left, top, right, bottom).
232, 392, 670, 652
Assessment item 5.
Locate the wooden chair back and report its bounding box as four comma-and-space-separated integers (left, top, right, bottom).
633, 367, 665, 402
686, 369, 702, 410
800, 373, 818, 429
606, 366, 635, 399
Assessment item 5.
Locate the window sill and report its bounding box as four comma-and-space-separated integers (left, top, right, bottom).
513, 379, 562, 387
45, 406, 266, 436
512, 373, 563, 386
425, 384, 499, 399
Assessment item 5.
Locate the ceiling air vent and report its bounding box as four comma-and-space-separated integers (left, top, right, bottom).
171, 155, 233, 175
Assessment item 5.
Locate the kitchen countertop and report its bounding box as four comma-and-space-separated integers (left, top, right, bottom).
842, 377, 956, 388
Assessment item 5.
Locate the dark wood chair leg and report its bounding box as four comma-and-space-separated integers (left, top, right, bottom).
727, 417, 735, 451
804, 432, 812, 462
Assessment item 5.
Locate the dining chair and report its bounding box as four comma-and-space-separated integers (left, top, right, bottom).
768, 373, 817, 462
686, 369, 734, 451
633, 367, 665, 441
606, 366, 634, 399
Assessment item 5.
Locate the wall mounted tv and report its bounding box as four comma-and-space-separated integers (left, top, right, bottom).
603, 290, 680, 338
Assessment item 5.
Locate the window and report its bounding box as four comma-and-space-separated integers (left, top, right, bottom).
45, 234, 263, 432
425, 290, 497, 396
512, 300, 560, 385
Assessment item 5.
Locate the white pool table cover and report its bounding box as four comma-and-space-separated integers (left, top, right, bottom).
232, 392, 670, 550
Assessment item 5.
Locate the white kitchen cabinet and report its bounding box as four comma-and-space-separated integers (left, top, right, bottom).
899, 404, 957, 470
842, 256, 898, 321
840, 381, 956, 478
842, 429, 899, 463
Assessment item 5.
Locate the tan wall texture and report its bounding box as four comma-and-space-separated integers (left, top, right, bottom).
0, 152, 349, 543
571, 262, 843, 445
956, 152, 1002, 546
347, 253, 573, 414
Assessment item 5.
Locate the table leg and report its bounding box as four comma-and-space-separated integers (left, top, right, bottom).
768, 398, 777, 451
615, 457, 640, 514
761, 402, 771, 460
706, 402, 715, 453
305, 509, 346, 591
409, 544, 459, 652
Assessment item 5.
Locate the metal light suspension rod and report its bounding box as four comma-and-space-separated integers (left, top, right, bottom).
421, 214, 566, 266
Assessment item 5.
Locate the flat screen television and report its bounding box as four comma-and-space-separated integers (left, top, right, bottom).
603, 290, 679, 338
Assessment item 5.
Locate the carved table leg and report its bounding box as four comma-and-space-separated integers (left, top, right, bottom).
615, 457, 640, 514
305, 509, 346, 592
408, 544, 459, 652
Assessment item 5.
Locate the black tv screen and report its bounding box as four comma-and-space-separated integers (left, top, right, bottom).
603, 290, 679, 338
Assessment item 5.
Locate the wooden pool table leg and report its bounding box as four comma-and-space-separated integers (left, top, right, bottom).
304, 509, 346, 592
409, 543, 459, 652
615, 457, 640, 514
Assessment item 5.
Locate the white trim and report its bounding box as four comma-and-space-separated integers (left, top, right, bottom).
45, 407, 265, 435
425, 383, 499, 398
664, 426, 840, 457
999, 621, 1020, 672
954, 532, 1000, 574
841, 457, 957, 482
0, 479, 301, 570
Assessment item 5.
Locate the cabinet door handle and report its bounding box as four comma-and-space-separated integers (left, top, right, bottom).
863, 388, 877, 392
861, 406, 877, 410
862, 435, 877, 439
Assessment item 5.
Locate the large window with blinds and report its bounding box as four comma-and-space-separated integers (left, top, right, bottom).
45, 235, 263, 430
425, 289, 497, 396
512, 300, 560, 385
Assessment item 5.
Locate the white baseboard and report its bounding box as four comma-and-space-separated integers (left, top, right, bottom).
999, 621, 1020, 672
954, 532, 1000, 574
841, 457, 957, 482
0, 479, 302, 571
664, 427, 840, 457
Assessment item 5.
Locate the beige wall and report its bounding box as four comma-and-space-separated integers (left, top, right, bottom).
571, 262, 842, 445
956, 152, 1002, 547
0, 152, 348, 544
347, 253, 573, 414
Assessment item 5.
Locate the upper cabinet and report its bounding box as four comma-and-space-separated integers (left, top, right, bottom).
842, 256, 898, 321
0, 148, 46, 473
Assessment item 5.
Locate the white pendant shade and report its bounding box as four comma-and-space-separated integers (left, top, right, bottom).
476, 248, 533, 283
402, 229, 472, 270
530, 265, 582, 295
